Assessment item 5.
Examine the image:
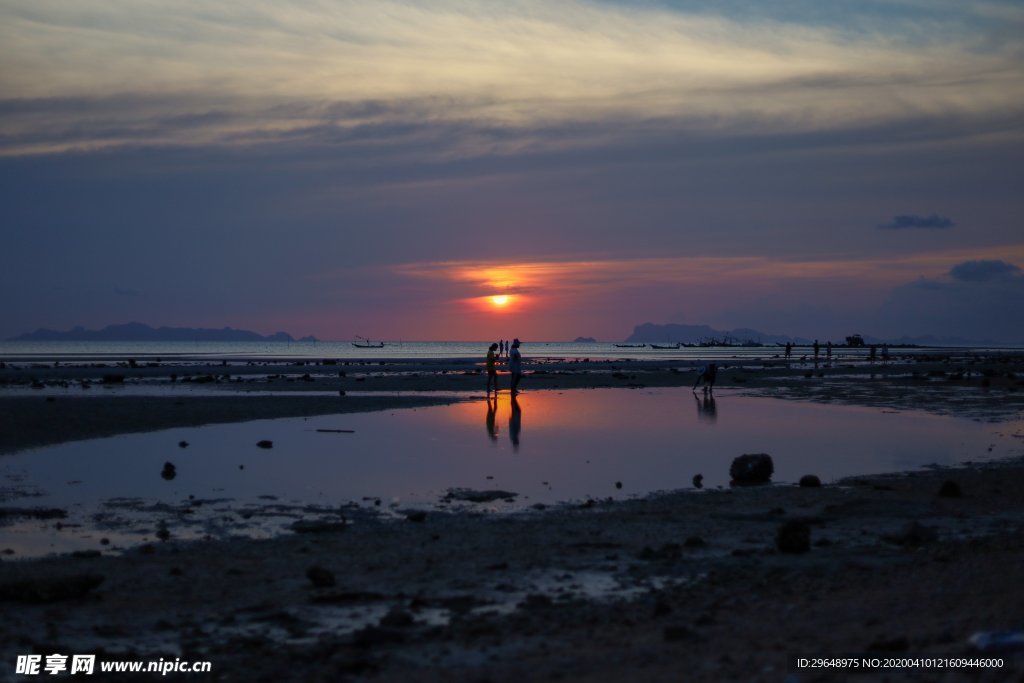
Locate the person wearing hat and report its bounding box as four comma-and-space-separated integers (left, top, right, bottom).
508, 338, 523, 394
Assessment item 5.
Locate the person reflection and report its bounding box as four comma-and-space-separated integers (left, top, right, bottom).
694, 392, 717, 423
485, 395, 499, 441
509, 394, 522, 450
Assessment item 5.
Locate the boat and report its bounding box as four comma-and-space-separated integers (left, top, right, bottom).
650, 343, 682, 349
614, 343, 646, 348
352, 336, 385, 348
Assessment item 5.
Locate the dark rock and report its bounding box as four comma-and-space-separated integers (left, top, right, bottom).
256, 440, 274, 449
306, 565, 336, 588
692, 474, 703, 489
883, 521, 937, 546
615, 481, 622, 489
0, 574, 104, 603
101, 374, 125, 384
683, 536, 706, 548
405, 511, 426, 523
663, 625, 698, 642
938, 480, 962, 498
291, 519, 348, 533
156, 523, 171, 541
799, 474, 822, 488
776, 520, 811, 553
160, 462, 176, 480
443, 488, 518, 503
379, 607, 414, 628
730, 453, 774, 485
0, 507, 67, 520
352, 625, 405, 648
178, 441, 189, 448
71, 550, 101, 559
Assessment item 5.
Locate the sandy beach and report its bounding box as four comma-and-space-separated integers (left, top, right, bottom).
2, 353, 1024, 681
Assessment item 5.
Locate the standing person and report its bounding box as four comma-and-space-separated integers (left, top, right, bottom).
784, 342, 792, 362
485, 343, 499, 394
813, 339, 820, 364
509, 338, 523, 394
826, 340, 832, 366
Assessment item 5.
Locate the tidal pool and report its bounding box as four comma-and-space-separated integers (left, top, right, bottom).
1, 388, 1021, 556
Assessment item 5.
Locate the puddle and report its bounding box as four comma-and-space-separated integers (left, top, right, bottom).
1, 389, 1021, 557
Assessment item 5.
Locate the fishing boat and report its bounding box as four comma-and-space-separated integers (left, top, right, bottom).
650, 343, 682, 349
614, 343, 646, 348
352, 336, 385, 348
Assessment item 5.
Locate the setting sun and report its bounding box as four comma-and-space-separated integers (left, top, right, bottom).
490, 295, 510, 307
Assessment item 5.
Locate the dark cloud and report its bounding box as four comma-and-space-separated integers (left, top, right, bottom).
878, 214, 955, 230
949, 259, 1022, 282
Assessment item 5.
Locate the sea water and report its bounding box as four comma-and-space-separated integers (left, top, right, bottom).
1, 388, 1021, 557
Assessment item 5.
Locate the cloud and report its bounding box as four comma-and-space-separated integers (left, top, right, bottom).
878, 214, 955, 230
1, 1, 1023, 156
874, 258, 1024, 342
949, 259, 1021, 282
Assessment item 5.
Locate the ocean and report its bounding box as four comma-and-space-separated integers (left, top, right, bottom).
0, 340, 1011, 364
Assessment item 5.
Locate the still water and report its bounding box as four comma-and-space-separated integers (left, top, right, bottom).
2, 388, 1021, 556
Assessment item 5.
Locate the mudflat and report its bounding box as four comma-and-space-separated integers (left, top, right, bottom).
1, 353, 1023, 681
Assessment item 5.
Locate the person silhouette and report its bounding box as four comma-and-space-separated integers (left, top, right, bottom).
692, 362, 717, 394
509, 338, 523, 395
485, 343, 499, 394
509, 394, 522, 450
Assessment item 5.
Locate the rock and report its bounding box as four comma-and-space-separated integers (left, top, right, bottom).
938, 480, 962, 498
776, 520, 811, 553
683, 536, 706, 548
0, 574, 104, 603
160, 462, 176, 480
0, 507, 67, 520
884, 521, 937, 546
306, 565, 336, 588
692, 474, 703, 489
443, 488, 518, 503
178, 441, 189, 448
352, 625, 405, 648
71, 550, 101, 559
156, 523, 171, 541
799, 474, 821, 488
256, 440, 274, 449
730, 453, 774, 485
405, 511, 426, 523
615, 481, 622, 489
379, 607, 415, 628
291, 519, 348, 533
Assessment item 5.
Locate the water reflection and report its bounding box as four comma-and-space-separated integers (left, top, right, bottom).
694, 393, 717, 423
485, 396, 498, 441
509, 395, 522, 450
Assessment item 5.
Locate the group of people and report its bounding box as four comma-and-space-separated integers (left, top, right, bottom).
486, 338, 522, 395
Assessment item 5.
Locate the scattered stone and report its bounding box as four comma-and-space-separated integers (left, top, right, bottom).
156, 523, 171, 542
684, 536, 706, 548
306, 565, 336, 588
291, 519, 348, 533
443, 488, 518, 503
379, 607, 415, 628
160, 462, 176, 480
730, 453, 774, 485
615, 481, 622, 489
0, 507, 67, 521
938, 480, 962, 498
405, 511, 427, 523
799, 474, 822, 488
692, 474, 703, 489
663, 625, 698, 642
776, 520, 811, 553
178, 441, 189, 448
352, 625, 405, 648
0, 574, 104, 603
71, 550, 101, 559
256, 440, 274, 449
884, 521, 937, 546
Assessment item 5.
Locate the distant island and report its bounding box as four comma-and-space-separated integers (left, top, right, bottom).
573, 336, 597, 343
9, 322, 317, 343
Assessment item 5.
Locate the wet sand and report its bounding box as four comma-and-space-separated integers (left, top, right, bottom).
1, 354, 1024, 681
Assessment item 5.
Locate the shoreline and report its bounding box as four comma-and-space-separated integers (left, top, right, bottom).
2, 356, 1024, 680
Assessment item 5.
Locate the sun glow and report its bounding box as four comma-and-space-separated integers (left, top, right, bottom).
490, 294, 510, 307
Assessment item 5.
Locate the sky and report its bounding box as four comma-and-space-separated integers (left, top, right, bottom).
2, 0, 1023, 343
